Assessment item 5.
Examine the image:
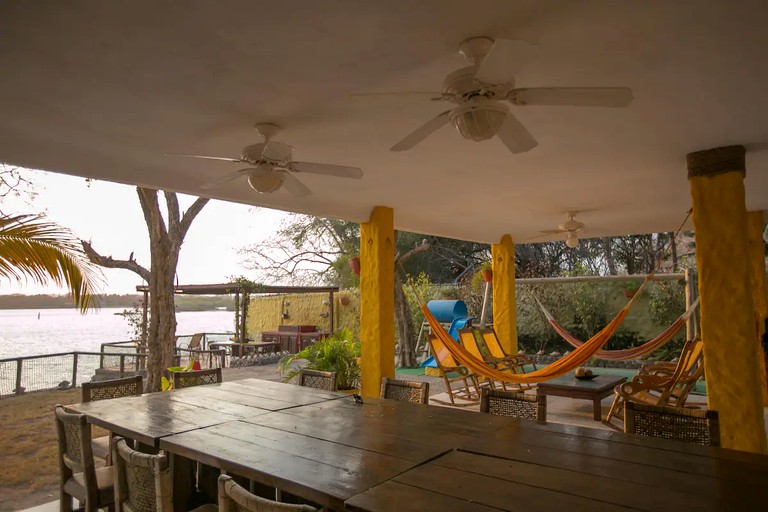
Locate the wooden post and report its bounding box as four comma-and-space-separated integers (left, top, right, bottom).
687, 145, 766, 453
119, 355, 125, 377
359, 206, 395, 397
15, 358, 22, 394
72, 353, 78, 387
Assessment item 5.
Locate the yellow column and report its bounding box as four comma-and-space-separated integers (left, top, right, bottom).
491, 234, 518, 354
747, 211, 768, 406
359, 206, 395, 397
687, 145, 767, 453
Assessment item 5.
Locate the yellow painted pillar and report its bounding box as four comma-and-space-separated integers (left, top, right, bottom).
491, 234, 518, 354
359, 206, 395, 397
747, 211, 768, 406
687, 145, 767, 453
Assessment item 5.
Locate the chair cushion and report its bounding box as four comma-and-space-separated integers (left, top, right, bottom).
63, 466, 114, 505
91, 435, 111, 460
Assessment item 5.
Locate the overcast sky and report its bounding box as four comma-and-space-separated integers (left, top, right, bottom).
1, 168, 291, 295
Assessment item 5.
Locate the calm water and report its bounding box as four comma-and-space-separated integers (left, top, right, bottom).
0, 308, 235, 360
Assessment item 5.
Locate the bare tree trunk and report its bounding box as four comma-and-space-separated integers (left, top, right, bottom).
603, 237, 617, 275
393, 237, 431, 368
669, 231, 678, 272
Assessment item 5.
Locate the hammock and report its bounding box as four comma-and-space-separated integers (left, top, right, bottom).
534, 295, 700, 360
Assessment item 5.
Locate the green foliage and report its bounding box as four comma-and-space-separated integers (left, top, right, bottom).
115, 300, 146, 341
161, 358, 197, 391
278, 328, 361, 390
648, 280, 686, 326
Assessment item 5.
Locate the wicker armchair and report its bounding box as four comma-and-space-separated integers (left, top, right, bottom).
54, 405, 115, 512
297, 369, 337, 391
219, 475, 316, 512
624, 402, 720, 446
380, 377, 429, 404
112, 437, 215, 512
82, 376, 143, 463
172, 368, 223, 389
479, 388, 547, 422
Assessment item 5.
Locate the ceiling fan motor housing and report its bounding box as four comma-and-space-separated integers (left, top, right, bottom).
450, 102, 509, 141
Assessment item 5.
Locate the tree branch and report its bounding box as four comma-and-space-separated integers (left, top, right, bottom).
80, 240, 151, 282
178, 197, 210, 240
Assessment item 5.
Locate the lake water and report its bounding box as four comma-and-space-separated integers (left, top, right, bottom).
0, 308, 235, 360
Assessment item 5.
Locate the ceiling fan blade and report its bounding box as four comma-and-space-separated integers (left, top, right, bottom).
496, 112, 538, 154
200, 168, 250, 190
165, 153, 244, 163
261, 141, 293, 162
539, 229, 565, 235
475, 39, 534, 85
279, 171, 312, 197
390, 110, 452, 151
290, 162, 363, 179
508, 87, 634, 107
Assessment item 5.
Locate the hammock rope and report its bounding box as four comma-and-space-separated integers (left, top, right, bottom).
408, 210, 693, 384
533, 294, 700, 360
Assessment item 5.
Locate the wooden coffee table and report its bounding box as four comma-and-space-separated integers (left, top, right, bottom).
536, 373, 627, 421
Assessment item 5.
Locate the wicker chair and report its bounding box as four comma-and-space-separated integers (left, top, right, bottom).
479, 388, 547, 422
172, 367, 223, 389
54, 405, 115, 512
82, 376, 143, 463
112, 437, 215, 512
624, 402, 720, 446
297, 369, 337, 391
219, 475, 316, 512
380, 377, 429, 404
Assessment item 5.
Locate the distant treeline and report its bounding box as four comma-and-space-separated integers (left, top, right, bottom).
0, 294, 235, 312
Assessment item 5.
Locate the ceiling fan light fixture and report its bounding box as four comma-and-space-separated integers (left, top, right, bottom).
565, 232, 580, 249
247, 166, 283, 194
451, 103, 508, 141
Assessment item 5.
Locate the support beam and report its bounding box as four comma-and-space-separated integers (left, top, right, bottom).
491, 234, 517, 354
747, 211, 768, 406
687, 145, 767, 453
359, 206, 395, 397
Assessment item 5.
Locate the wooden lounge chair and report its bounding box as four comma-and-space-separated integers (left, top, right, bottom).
81, 375, 143, 463
380, 377, 429, 404
427, 334, 481, 404
624, 402, 720, 446
457, 329, 504, 391
54, 405, 115, 512
173, 368, 222, 389
480, 388, 547, 422
112, 437, 215, 512
638, 337, 703, 378
479, 328, 537, 391
219, 475, 316, 511
298, 369, 337, 391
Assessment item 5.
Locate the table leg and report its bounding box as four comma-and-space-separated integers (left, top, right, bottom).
170, 453, 196, 512
593, 397, 603, 421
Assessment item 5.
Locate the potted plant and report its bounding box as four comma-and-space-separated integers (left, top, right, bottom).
278, 328, 361, 391
348, 255, 361, 276
622, 282, 640, 298
480, 261, 493, 282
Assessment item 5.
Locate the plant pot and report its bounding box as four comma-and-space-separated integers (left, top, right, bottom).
348, 256, 361, 276
481, 269, 493, 282
339, 295, 350, 306
624, 290, 637, 298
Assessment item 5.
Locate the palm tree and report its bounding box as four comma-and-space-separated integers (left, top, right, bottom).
0, 214, 102, 312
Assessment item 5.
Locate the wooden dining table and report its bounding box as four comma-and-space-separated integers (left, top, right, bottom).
68, 378, 768, 511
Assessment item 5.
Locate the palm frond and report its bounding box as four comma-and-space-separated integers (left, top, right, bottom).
0, 214, 104, 313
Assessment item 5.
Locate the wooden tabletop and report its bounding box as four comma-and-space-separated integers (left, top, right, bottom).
537, 372, 626, 392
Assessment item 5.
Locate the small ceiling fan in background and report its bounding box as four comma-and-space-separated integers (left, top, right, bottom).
365, 36, 633, 154
537, 212, 586, 248
166, 123, 363, 197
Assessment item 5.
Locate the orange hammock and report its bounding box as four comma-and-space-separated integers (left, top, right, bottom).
422, 300, 632, 384
534, 295, 700, 360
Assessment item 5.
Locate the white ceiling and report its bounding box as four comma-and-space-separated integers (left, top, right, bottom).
1, 0, 767, 243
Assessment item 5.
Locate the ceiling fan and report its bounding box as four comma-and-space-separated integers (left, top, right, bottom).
382, 36, 633, 154
538, 212, 586, 248
166, 123, 363, 197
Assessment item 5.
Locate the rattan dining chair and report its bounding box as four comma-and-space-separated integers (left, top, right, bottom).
379, 377, 429, 404
219, 475, 316, 512
112, 437, 216, 512
479, 388, 547, 422
624, 401, 720, 446
172, 367, 223, 389
81, 375, 143, 463
54, 405, 115, 512
297, 369, 337, 391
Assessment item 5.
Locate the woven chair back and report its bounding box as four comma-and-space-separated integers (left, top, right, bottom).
625, 401, 719, 446
82, 375, 143, 402
172, 367, 222, 389
218, 474, 317, 511
298, 369, 337, 391
113, 437, 172, 512
55, 404, 100, 509
380, 377, 429, 404
480, 388, 546, 422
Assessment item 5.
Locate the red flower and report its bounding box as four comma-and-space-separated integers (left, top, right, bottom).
192, 360, 201, 371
